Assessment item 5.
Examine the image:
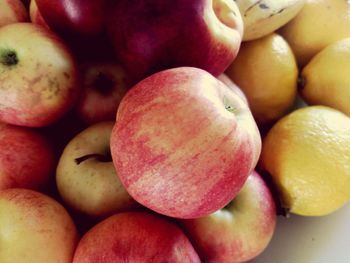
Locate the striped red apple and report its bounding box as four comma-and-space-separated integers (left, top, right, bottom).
111, 67, 261, 219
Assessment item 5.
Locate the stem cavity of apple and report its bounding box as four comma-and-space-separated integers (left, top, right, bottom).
75, 152, 112, 165
213, 0, 238, 29
297, 75, 306, 91
93, 72, 115, 95
0, 49, 19, 66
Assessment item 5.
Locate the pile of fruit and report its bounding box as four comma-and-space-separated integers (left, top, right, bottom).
0, 0, 350, 262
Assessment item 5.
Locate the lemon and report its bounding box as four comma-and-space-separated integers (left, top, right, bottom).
259, 106, 350, 216
226, 33, 298, 125
300, 38, 350, 116
280, 0, 350, 67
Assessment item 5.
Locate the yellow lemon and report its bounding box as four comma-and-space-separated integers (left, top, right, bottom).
226, 33, 298, 125
300, 38, 350, 116
259, 106, 350, 216
280, 0, 350, 67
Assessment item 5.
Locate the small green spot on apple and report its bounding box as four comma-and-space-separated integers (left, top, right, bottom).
0, 49, 18, 66
223, 97, 236, 114
225, 105, 236, 113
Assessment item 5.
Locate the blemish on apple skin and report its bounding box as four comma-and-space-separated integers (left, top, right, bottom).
47, 77, 61, 96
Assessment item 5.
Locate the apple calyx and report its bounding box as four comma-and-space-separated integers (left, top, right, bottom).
93, 72, 115, 95
225, 104, 237, 114
223, 97, 237, 114
0, 49, 18, 66
75, 152, 112, 165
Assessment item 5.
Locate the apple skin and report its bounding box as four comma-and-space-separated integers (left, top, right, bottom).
111, 67, 261, 219
0, 188, 78, 263
0, 23, 80, 127
56, 121, 137, 218
29, 0, 115, 62
218, 73, 248, 105
0, 123, 56, 191
181, 171, 276, 263
20, 0, 29, 8
75, 62, 130, 124
107, 0, 243, 83
29, 0, 49, 29
72, 212, 200, 262
35, 0, 107, 36
0, 0, 28, 27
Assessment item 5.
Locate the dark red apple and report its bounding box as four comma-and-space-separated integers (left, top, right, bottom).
107, 0, 243, 83
35, 0, 107, 36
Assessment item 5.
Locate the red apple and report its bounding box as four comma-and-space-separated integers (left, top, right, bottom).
56, 121, 137, 218
72, 212, 200, 262
0, 23, 80, 127
20, 0, 29, 8
0, 123, 55, 191
35, 0, 107, 36
218, 73, 248, 105
111, 67, 261, 219
30, 0, 115, 62
0, 188, 78, 262
181, 171, 276, 263
75, 62, 129, 124
0, 0, 28, 27
107, 0, 243, 83
29, 0, 49, 29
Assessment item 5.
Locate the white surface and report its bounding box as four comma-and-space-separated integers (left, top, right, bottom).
252, 202, 350, 263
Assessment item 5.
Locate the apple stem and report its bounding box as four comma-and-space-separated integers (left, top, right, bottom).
0, 50, 18, 66
75, 153, 112, 165
297, 75, 305, 90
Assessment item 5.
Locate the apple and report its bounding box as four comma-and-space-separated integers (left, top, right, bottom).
0, 0, 28, 28
217, 73, 248, 105
75, 62, 129, 124
29, 0, 49, 29
107, 0, 243, 83
35, 0, 108, 37
29, 0, 117, 62
0, 188, 78, 262
181, 171, 276, 263
39, 108, 87, 158
56, 121, 137, 218
20, 0, 29, 8
111, 67, 261, 219
72, 212, 200, 262
0, 23, 80, 127
0, 123, 56, 191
